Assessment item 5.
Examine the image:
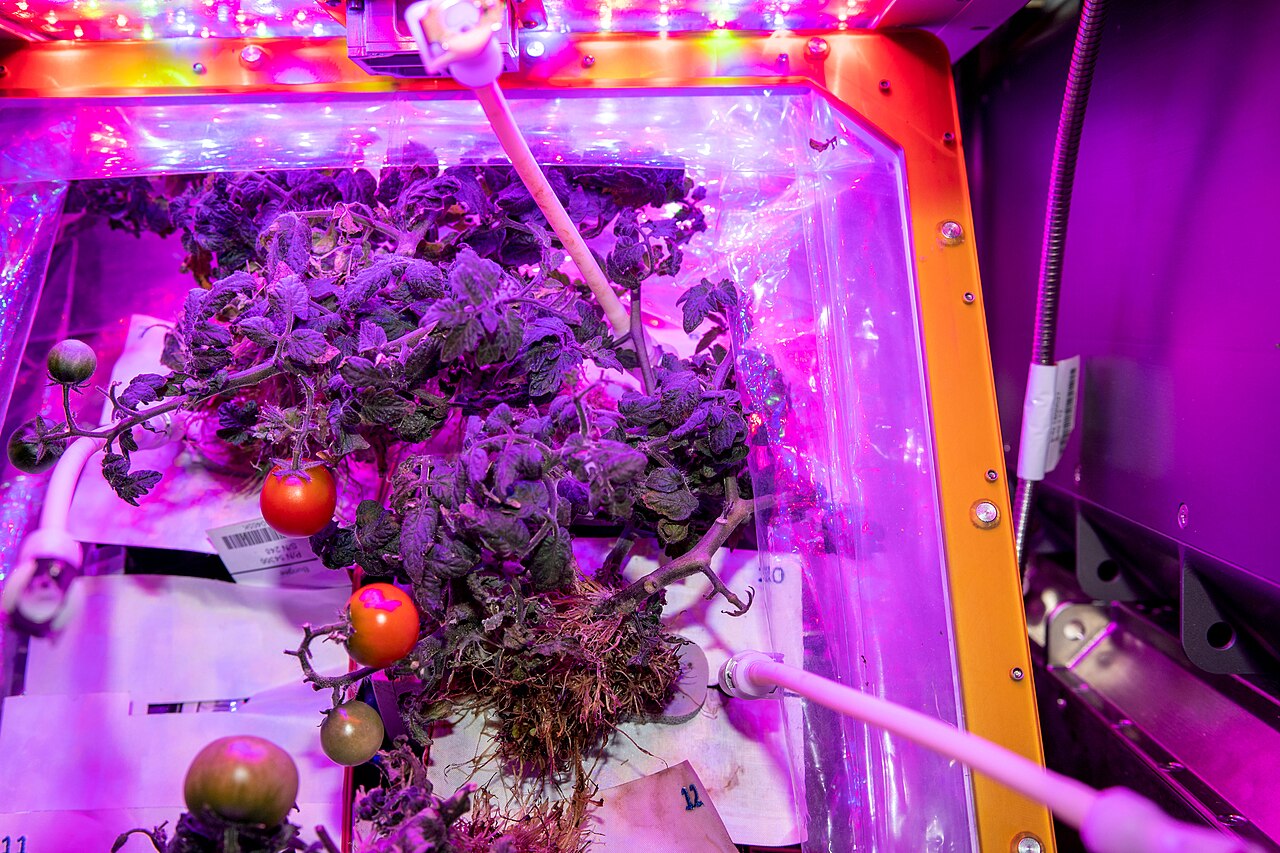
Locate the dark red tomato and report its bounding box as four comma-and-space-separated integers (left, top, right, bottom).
183, 735, 299, 826
260, 465, 337, 538
320, 699, 386, 766
346, 583, 420, 668
46, 339, 97, 385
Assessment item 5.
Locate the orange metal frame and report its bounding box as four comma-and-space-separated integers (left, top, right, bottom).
0, 30, 1052, 852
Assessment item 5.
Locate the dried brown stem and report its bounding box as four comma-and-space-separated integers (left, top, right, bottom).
602, 480, 768, 617
285, 621, 381, 706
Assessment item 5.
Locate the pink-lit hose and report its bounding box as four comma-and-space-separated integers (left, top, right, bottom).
721, 653, 1258, 853
730, 653, 1095, 826
472, 82, 631, 337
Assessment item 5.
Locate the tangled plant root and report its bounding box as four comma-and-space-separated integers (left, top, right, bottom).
451, 580, 684, 779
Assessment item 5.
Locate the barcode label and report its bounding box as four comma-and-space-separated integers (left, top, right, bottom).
221, 526, 286, 549
222, 522, 288, 548
207, 517, 345, 589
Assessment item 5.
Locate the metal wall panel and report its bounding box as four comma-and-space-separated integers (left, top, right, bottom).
963, 0, 1280, 599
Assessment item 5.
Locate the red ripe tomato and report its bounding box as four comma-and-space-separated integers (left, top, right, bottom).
346, 583, 420, 668
260, 465, 337, 538
183, 735, 299, 826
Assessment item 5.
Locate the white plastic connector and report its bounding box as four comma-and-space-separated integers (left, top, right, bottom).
1, 527, 84, 633
403, 0, 506, 88
719, 650, 781, 699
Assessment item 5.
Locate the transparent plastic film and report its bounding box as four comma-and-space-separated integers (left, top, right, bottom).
0, 90, 974, 850
718, 95, 974, 851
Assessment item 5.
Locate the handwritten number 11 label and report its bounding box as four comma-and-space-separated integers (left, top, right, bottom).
2, 837, 28, 853
681, 784, 705, 811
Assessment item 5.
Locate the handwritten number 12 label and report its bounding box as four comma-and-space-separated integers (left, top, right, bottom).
681, 783, 705, 811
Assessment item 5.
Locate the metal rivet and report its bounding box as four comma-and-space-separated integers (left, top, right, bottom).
239, 44, 265, 68
971, 500, 999, 528
581, 54, 596, 67
1013, 834, 1044, 853
962, 292, 976, 304
940, 220, 964, 243
1159, 760, 1184, 772
1177, 502, 1189, 529
1010, 666, 1025, 681
1220, 814, 1248, 827
943, 131, 956, 143
806, 37, 830, 60
525, 40, 546, 58
985, 469, 999, 482
192, 62, 207, 75
1062, 619, 1086, 641
878, 78, 891, 92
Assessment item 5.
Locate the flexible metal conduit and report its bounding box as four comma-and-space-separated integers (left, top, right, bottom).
1014, 0, 1110, 568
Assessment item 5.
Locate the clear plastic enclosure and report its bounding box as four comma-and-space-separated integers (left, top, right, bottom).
0, 90, 974, 851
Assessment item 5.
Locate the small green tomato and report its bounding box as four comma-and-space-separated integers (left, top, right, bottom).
46, 339, 97, 385
320, 699, 385, 767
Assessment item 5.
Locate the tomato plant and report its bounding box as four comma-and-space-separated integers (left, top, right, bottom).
183, 735, 299, 826
346, 583, 420, 668
260, 465, 337, 538
46, 339, 97, 385
320, 699, 386, 766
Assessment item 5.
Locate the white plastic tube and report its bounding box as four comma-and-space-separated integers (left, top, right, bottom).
38, 435, 104, 531
472, 82, 631, 336
720, 652, 1259, 853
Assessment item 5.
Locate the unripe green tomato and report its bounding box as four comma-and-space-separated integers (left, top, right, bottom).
6, 420, 65, 474
183, 735, 299, 826
46, 339, 97, 385
320, 699, 385, 766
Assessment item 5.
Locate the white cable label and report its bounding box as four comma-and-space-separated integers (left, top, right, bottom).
208, 518, 343, 588
1016, 356, 1080, 481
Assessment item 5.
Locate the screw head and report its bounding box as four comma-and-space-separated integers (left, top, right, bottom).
943, 131, 956, 143
806, 37, 830, 60
239, 44, 265, 68
777, 52, 790, 67
192, 62, 207, 75
1010, 666, 1025, 681
940, 220, 965, 243
878, 78, 891, 92
985, 469, 999, 482
581, 54, 596, 68
1177, 502, 1189, 529
962, 291, 976, 304
971, 500, 999, 528
1014, 835, 1044, 853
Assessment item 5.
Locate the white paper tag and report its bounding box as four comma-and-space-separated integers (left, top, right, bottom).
587, 761, 737, 853
1017, 357, 1081, 481
207, 518, 344, 588
1044, 355, 1080, 475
